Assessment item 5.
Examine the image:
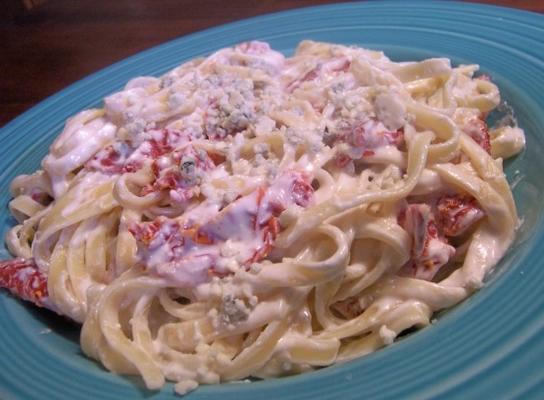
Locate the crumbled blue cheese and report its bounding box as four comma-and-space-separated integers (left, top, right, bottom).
168, 92, 185, 109
224, 109, 252, 133
253, 142, 270, 156
180, 112, 205, 139
254, 115, 276, 135
159, 74, 175, 89
328, 87, 374, 121
330, 81, 347, 94
119, 112, 155, 144
125, 118, 147, 136
219, 294, 250, 327
249, 154, 278, 183
374, 91, 406, 131
292, 106, 306, 117
285, 127, 305, 146
180, 156, 196, 176
306, 130, 325, 153
322, 127, 337, 147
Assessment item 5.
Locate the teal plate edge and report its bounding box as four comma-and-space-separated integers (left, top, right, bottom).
1, 1, 543, 399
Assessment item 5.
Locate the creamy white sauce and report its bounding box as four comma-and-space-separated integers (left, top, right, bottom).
43, 118, 116, 197
141, 171, 313, 287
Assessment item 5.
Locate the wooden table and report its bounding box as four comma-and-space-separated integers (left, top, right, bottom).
1, 0, 542, 127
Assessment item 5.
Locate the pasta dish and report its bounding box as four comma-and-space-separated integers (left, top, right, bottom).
0, 41, 525, 395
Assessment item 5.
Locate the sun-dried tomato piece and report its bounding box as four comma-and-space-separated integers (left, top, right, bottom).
346, 120, 404, 150
129, 219, 164, 246
436, 195, 485, 237
249, 217, 281, 263
332, 297, 363, 319
291, 179, 313, 208
86, 142, 132, 174
399, 204, 455, 281
334, 153, 352, 168
462, 117, 491, 153
287, 56, 351, 92
0, 258, 52, 309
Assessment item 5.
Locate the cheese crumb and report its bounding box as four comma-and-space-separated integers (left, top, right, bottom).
379, 325, 396, 345
220, 295, 250, 326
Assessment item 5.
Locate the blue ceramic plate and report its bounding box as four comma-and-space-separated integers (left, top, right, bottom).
1, 1, 543, 399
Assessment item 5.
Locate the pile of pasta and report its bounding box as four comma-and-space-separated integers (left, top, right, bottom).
2, 41, 525, 394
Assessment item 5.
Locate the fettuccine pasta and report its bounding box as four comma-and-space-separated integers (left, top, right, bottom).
0, 41, 525, 395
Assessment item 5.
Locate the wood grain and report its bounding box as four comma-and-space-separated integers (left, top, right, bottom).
1, 0, 542, 127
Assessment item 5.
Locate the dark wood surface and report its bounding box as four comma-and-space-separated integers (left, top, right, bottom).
1, 0, 542, 127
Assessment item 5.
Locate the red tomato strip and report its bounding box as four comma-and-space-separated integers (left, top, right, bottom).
0, 258, 52, 310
